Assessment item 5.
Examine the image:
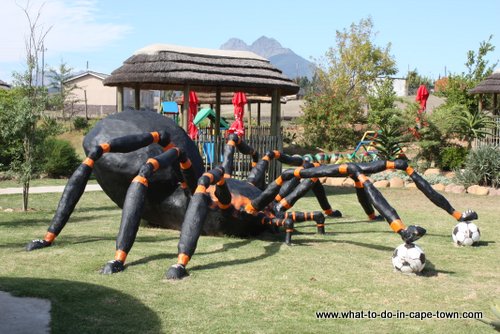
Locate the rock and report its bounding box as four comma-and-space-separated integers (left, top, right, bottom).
451, 185, 466, 194
442, 171, 456, 179
488, 187, 500, 196
424, 168, 441, 176
432, 184, 446, 192
342, 178, 355, 187
405, 182, 417, 189
325, 177, 346, 187
467, 185, 489, 195
445, 184, 456, 193
389, 177, 405, 188
4, 208, 14, 212
374, 180, 390, 188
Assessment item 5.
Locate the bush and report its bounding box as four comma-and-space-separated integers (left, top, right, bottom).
454, 145, 500, 188
73, 117, 89, 130
42, 138, 81, 177
439, 146, 468, 171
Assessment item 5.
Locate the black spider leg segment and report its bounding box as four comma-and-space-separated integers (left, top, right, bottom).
247, 150, 303, 190
283, 211, 326, 234
357, 160, 478, 222
26, 130, 171, 251
101, 146, 193, 274
221, 134, 259, 178
165, 167, 225, 279
290, 163, 426, 244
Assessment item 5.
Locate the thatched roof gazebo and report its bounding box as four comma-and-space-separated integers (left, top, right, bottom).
103, 44, 299, 136
469, 71, 500, 115
0, 79, 11, 90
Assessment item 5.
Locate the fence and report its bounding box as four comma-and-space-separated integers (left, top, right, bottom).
194, 125, 282, 183
475, 116, 500, 147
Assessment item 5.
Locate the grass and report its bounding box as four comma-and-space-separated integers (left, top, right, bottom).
0, 186, 499, 333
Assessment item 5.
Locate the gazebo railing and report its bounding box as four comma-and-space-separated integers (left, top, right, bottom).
474, 116, 500, 148
194, 125, 282, 183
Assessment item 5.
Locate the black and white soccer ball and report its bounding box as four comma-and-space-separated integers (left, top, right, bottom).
392, 243, 426, 274
452, 221, 480, 246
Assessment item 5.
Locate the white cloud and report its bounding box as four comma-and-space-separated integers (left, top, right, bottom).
0, 0, 131, 62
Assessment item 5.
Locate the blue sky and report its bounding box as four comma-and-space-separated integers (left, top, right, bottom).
1, 0, 499, 84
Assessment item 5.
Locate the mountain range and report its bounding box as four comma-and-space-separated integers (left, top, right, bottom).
220, 36, 314, 79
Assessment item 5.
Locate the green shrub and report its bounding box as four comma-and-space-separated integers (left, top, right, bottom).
73, 117, 89, 130
42, 138, 81, 177
454, 145, 500, 188
439, 146, 468, 171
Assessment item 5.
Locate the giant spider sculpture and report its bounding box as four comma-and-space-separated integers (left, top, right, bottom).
26, 109, 477, 280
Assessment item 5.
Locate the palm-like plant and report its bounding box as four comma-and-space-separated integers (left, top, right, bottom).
373, 123, 409, 160
456, 109, 495, 149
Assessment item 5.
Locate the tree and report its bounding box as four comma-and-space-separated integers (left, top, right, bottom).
48, 61, 78, 120
3, 1, 53, 210
302, 17, 397, 150
406, 69, 434, 95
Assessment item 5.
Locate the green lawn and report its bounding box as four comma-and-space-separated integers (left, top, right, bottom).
0, 187, 498, 333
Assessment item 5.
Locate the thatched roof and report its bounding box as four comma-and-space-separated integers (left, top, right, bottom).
469, 71, 500, 94
174, 91, 287, 105
103, 44, 299, 96
0, 79, 11, 89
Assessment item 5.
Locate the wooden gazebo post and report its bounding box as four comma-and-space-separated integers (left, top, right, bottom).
116, 86, 123, 112
134, 84, 140, 110
182, 85, 190, 132
215, 88, 222, 164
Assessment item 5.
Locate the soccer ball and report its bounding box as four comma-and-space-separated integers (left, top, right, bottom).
452, 221, 480, 246
392, 243, 426, 274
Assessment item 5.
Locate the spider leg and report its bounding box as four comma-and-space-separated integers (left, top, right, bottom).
166, 167, 226, 279
100, 145, 198, 274
281, 163, 426, 244
221, 134, 259, 178
358, 160, 478, 222
26, 130, 173, 251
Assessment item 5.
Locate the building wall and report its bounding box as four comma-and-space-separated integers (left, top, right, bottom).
70, 76, 116, 106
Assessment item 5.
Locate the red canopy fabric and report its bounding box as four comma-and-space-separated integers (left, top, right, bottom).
181, 91, 199, 139
227, 92, 247, 137
415, 85, 429, 113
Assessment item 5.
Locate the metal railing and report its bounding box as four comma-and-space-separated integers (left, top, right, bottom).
475, 116, 500, 148
194, 125, 283, 183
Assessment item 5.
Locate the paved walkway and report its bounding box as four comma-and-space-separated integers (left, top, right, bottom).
0, 184, 102, 195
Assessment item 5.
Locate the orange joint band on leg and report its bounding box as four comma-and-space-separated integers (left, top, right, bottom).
180, 159, 192, 170
286, 228, 294, 233
368, 213, 377, 220
147, 158, 160, 171
195, 185, 206, 193
114, 250, 127, 263
83, 158, 94, 168
275, 176, 283, 186
316, 224, 325, 228
386, 161, 396, 169
273, 150, 281, 159
203, 173, 214, 183
177, 253, 190, 266
180, 182, 188, 189
313, 162, 320, 167
245, 203, 258, 214
100, 143, 111, 153
311, 177, 318, 183
275, 194, 283, 202
132, 176, 149, 187
293, 167, 303, 178
357, 174, 369, 184
339, 164, 348, 175
280, 198, 291, 209
224, 173, 231, 179
406, 166, 415, 175
354, 181, 363, 188
227, 140, 236, 147
44, 232, 56, 243
263, 156, 270, 161
292, 211, 296, 221
324, 208, 333, 215
390, 219, 405, 233
251, 162, 257, 167
163, 143, 175, 151
150, 131, 160, 143
218, 202, 231, 210
216, 178, 225, 186
452, 211, 462, 220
